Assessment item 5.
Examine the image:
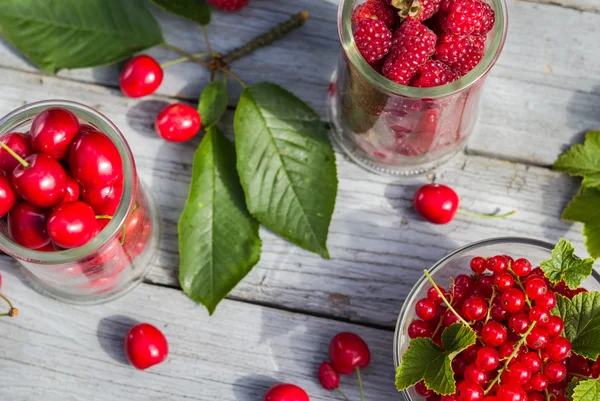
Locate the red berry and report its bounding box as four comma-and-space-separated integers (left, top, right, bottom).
413, 184, 459, 224
498, 341, 525, 361
475, 347, 499, 371
30, 107, 79, 159
354, 19, 392, 63
462, 296, 488, 321
496, 383, 526, 401
68, 130, 123, 188
512, 258, 532, 276
529, 373, 548, 392
464, 364, 487, 385
500, 288, 526, 313
125, 323, 168, 370
481, 322, 507, 347
452, 284, 469, 307
154, 103, 202, 142
352, 0, 397, 28
428, 285, 447, 305
546, 337, 571, 362
440, 0, 495, 36
542, 316, 562, 339
329, 332, 371, 375
457, 380, 484, 401
479, 274, 495, 297
490, 303, 509, 322
443, 309, 461, 327
456, 274, 475, 291
119, 55, 164, 98
482, 397, 497, 401
412, 60, 459, 87
508, 312, 530, 335
526, 393, 545, 401
568, 354, 593, 376
318, 361, 339, 391
46, 201, 98, 249
12, 154, 67, 208
81, 180, 123, 216
526, 327, 549, 350
535, 291, 556, 310
7, 202, 50, 249
494, 272, 514, 291
416, 298, 438, 320
453, 355, 468, 377
443, 396, 460, 401
0, 133, 32, 173
470, 257, 486, 274
263, 384, 309, 401
486, 255, 508, 274
544, 361, 567, 383
207, 0, 248, 11
525, 277, 547, 300
434, 33, 484, 76
60, 173, 81, 204
416, 380, 434, 396
521, 352, 542, 373
528, 306, 550, 326
409, 319, 433, 338
0, 175, 16, 218
463, 344, 480, 364
501, 362, 531, 385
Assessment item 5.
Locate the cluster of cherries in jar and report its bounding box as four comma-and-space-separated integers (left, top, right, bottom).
408, 255, 600, 401
0, 107, 123, 251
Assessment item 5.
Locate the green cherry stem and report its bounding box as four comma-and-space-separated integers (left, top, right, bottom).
95, 215, 112, 220
0, 292, 18, 317
456, 209, 516, 219
201, 26, 213, 56
484, 321, 537, 395
424, 269, 470, 327
355, 367, 365, 401
0, 141, 28, 168
160, 52, 210, 68
334, 388, 351, 401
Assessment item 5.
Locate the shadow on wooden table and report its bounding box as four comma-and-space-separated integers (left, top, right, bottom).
96, 315, 139, 365
233, 375, 279, 401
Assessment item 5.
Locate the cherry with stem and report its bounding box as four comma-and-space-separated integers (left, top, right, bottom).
0, 292, 18, 318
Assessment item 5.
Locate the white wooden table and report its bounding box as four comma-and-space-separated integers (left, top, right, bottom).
0, 0, 598, 399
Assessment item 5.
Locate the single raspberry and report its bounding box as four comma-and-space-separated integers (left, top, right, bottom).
352, 0, 397, 28
383, 18, 436, 85
435, 33, 484, 75
391, 0, 441, 22
318, 362, 340, 391
206, 0, 248, 12
354, 19, 392, 63
412, 60, 460, 87
440, 0, 495, 36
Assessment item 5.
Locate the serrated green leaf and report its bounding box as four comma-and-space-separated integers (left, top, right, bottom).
552, 292, 600, 360
567, 377, 580, 401
233, 83, 337, 259
178, 127, 262, 315
0, 0, 163, 74
562, 188, 600, 259
540, 238, 594, 289
395, 323, 475, 395
554, 131, 600, 188
572, 379, 600, 401
199, 81, 228, 129
150, 0, 211, 26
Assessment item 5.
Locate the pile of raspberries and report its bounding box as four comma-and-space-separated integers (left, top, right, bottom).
352, 0, 495, 88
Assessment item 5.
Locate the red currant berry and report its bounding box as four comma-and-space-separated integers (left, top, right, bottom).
544, 361, 567, 383
7, 202, 50, 249
478, 274, 495, 297
490, 303, 509, 322
453, 355, 468, 377
452, 285, 469, 307
497, 383, 527, 401
521, 352, 542, 373
494, 272, 515, 291
501, 362, 531, 385
155, 103, 202, 142
501, 288, 526, 313
475, 347, 499, 371
443, 309, 461, 327
528, 306, 550, 325
415, 380, 434, 396
470, 257, 486, 274
486, 255, 508, 274
30, 107, 80, 159
416, 298, 438, 321
413, 184, 459, 225
481, 322, 507, 347
456, 274, 475, 291
511, 258, 532, 277
546, 337, 571, 362
46, 201, 98, 249
526, 327, 549, 350
120, 55, 164, 98
509, 312, 530, 335
0, 175, 16, 218
529, 373, 548, 391
264, 384, 309, 401
329, 332, 370, 375
464, 364, 487, 385
61, 174, 80, 203
124, 322, 168, 370
457, 380, 484, 401
427, 286, 447, 305
526, 392, 545, 401
462, 344, 480, 364
535, 291, 557, 310
442, 396, 459, 401
317, 361, 339, 391
0, 132, 33, 173
68, 130, 123, 188
462, 296, 488, 321
568, 354, 593, 376
525, 277, 547, 300
498, 341, 525, 361
12, 154, 67, 208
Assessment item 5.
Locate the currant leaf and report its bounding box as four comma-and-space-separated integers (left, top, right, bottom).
554, 131, 600, 189
567, 377, 580, 401
572, 378, 600, 401
552, 292, 600, 360
395, 323, 476, 395
540, 238, 594, 289
562, 188, 600, 259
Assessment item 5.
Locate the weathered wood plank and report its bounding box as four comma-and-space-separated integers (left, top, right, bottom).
0, 68, 589, 328
525, 0, 600, 13
0, 267, 396, 400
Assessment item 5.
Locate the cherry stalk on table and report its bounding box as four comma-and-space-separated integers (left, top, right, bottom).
0, 274, 18, 318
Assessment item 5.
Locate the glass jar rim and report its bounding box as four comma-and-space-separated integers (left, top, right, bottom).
0, 100, 135, 264
338, 0, 509, 99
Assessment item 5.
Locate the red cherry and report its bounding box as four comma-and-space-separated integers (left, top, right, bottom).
500, 288, 526, 313
329, 332, 370, 374
511, 258, 532, 276
481, 322, 507, 347
7, 202, 50, 249
544, 316, 564, 338
494, 272, 514, 291
124, 323, 168, 370
61, 174, 80, 203
457, 380, 484, 401
12, 154, 67, 207
68, 130, 122, 188
0, 175, 16, 218
119, 55, 164, 98
30, 107, 80, 159
317, 361, 339, 391
81, 180, 123, 215
546, 337, 571, 362
264, 384, 309, 401
496, 384, 526, 401
525, 277, 547, 300
470, 257, 486, 274
409, 319, 433, 338
526, 327, 549, 350
544, 361, 567, 383
154, 103, 202, 142
413, 184, 459, 224
46, 201, 98, 249
416, 298, 438, 320
475, 347, 499, 371
462, 296, 488, 321
0, 132, 32, 172
521, 352, 542, 373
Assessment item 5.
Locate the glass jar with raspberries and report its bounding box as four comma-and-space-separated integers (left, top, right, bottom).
394, 238, 600, 401
0, 100, 160, 303
328, 0, 508, 176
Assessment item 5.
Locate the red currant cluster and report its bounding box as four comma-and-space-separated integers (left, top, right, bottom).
407, 255, 600, 401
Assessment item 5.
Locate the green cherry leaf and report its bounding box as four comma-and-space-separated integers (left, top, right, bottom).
150, 0, 211, 26
572, 379, 600, 401
199, 81, 228, 129
233, 83, 338, 259
562, 187, 600, 259
554, 131, 600, 188
540, 238, 594, 289
395, 323, 476, 395
178, 127, 262, 315
0, 0, 163, 74
552, 292, 600, 360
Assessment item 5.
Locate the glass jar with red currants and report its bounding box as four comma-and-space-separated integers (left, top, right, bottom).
0, 100, 160, 303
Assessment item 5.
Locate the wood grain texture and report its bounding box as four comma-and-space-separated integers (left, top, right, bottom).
525, 0, 600, 13
0, 67, 589, 328
0, 267, 396, 401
